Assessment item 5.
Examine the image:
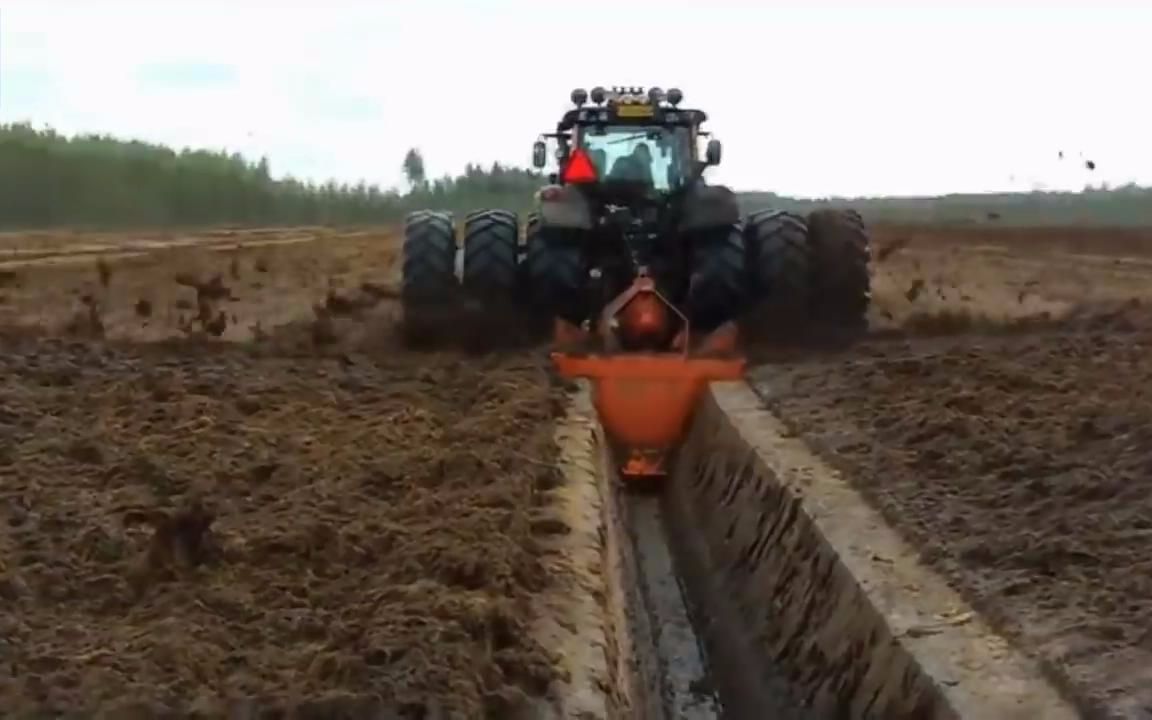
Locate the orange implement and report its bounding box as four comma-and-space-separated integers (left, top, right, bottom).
551, 274, 746, 478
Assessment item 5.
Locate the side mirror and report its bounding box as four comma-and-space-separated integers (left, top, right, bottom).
705, 138, 722, 166
532, 141, 547, 169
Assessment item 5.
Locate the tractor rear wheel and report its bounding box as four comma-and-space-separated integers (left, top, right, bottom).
687, 224, 749, 333
744, 210, 812, 336
462, 209, 519, 304
402, 210, 457, 301
526, 225, 589, 327
806, 208, 872, 330
401, 210, 459, 344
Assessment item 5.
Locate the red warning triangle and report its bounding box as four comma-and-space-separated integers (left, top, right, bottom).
562, 148, 598, 184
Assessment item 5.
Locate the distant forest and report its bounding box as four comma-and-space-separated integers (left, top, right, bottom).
740, 186, 1152, 227
0, 123, 540, 230
1, 122, 1150, 230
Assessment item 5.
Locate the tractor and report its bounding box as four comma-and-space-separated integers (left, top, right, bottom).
401, 86, 871, 478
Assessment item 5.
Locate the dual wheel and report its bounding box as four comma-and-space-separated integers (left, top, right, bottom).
401, 207, 873, 343
401, 209, 519, 307
400, 209, 523, 347
742, 208, 873, 336
400, 208, 584, 332
671, 209, 874, 336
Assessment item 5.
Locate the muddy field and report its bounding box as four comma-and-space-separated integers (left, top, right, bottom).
0, 229, 585, 717
6, 222, 1152, 716
0, 227, 401, 344
753, 224, 1152, 717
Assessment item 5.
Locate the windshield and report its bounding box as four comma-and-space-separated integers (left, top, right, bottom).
578, 125, 693, 192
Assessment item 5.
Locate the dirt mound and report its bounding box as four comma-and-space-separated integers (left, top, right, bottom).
0, 331, 570, 717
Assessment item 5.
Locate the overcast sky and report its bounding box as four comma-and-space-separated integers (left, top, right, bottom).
1, 0, 1149, 197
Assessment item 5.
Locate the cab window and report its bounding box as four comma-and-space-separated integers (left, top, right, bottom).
579, 125, 692, 191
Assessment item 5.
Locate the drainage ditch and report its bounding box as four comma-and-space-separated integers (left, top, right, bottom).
569, 381, 1078, 720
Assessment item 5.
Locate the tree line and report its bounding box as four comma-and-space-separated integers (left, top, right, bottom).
1, 122, 1149, 230
0, 123, 542, 230
741, 183, 1152, 227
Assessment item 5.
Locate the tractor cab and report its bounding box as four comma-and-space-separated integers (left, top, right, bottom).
578, 124, 690, 201
533, 86, 722, 205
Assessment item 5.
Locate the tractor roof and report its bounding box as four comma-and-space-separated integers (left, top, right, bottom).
556, 86, 706, 132
557, 105, 707, 132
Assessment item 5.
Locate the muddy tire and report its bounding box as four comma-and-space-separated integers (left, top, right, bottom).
688, 224, 749, 332
744, 210, 812, 335
526, 225, 589, 326
807, 208, 872, 330
462, 209, 519, 303
485, 208, 520, 245
401, 211, 458, 345
402, 210, 457, 301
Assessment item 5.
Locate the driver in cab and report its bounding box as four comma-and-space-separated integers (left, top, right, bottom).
607, 142, 655, 186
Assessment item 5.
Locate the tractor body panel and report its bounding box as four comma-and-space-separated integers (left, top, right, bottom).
536, 185, 596, 230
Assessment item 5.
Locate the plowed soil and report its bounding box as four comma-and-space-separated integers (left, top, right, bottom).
0, 228, 578, 718
0, 227, 401, 344
752, 224, 1152, 718
12, 221, 1152, 717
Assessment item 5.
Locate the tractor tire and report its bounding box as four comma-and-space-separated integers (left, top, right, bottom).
402, 210, 457, 302
688, 224, 749, 333
462, 209, 519, 304
525, 225, 589, 326
743, 210, 813, 336
401, 210, 458, 345
806, 208, 872, 330
485, 208, 520, 244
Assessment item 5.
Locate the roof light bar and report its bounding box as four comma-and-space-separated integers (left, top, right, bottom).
577, 86, 687, 108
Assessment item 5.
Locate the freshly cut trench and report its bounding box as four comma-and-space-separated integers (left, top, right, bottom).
553, 388, 807, 718
556, 381, 1081, 719
664, 382, 1080, 719
543, 389, 722, 719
